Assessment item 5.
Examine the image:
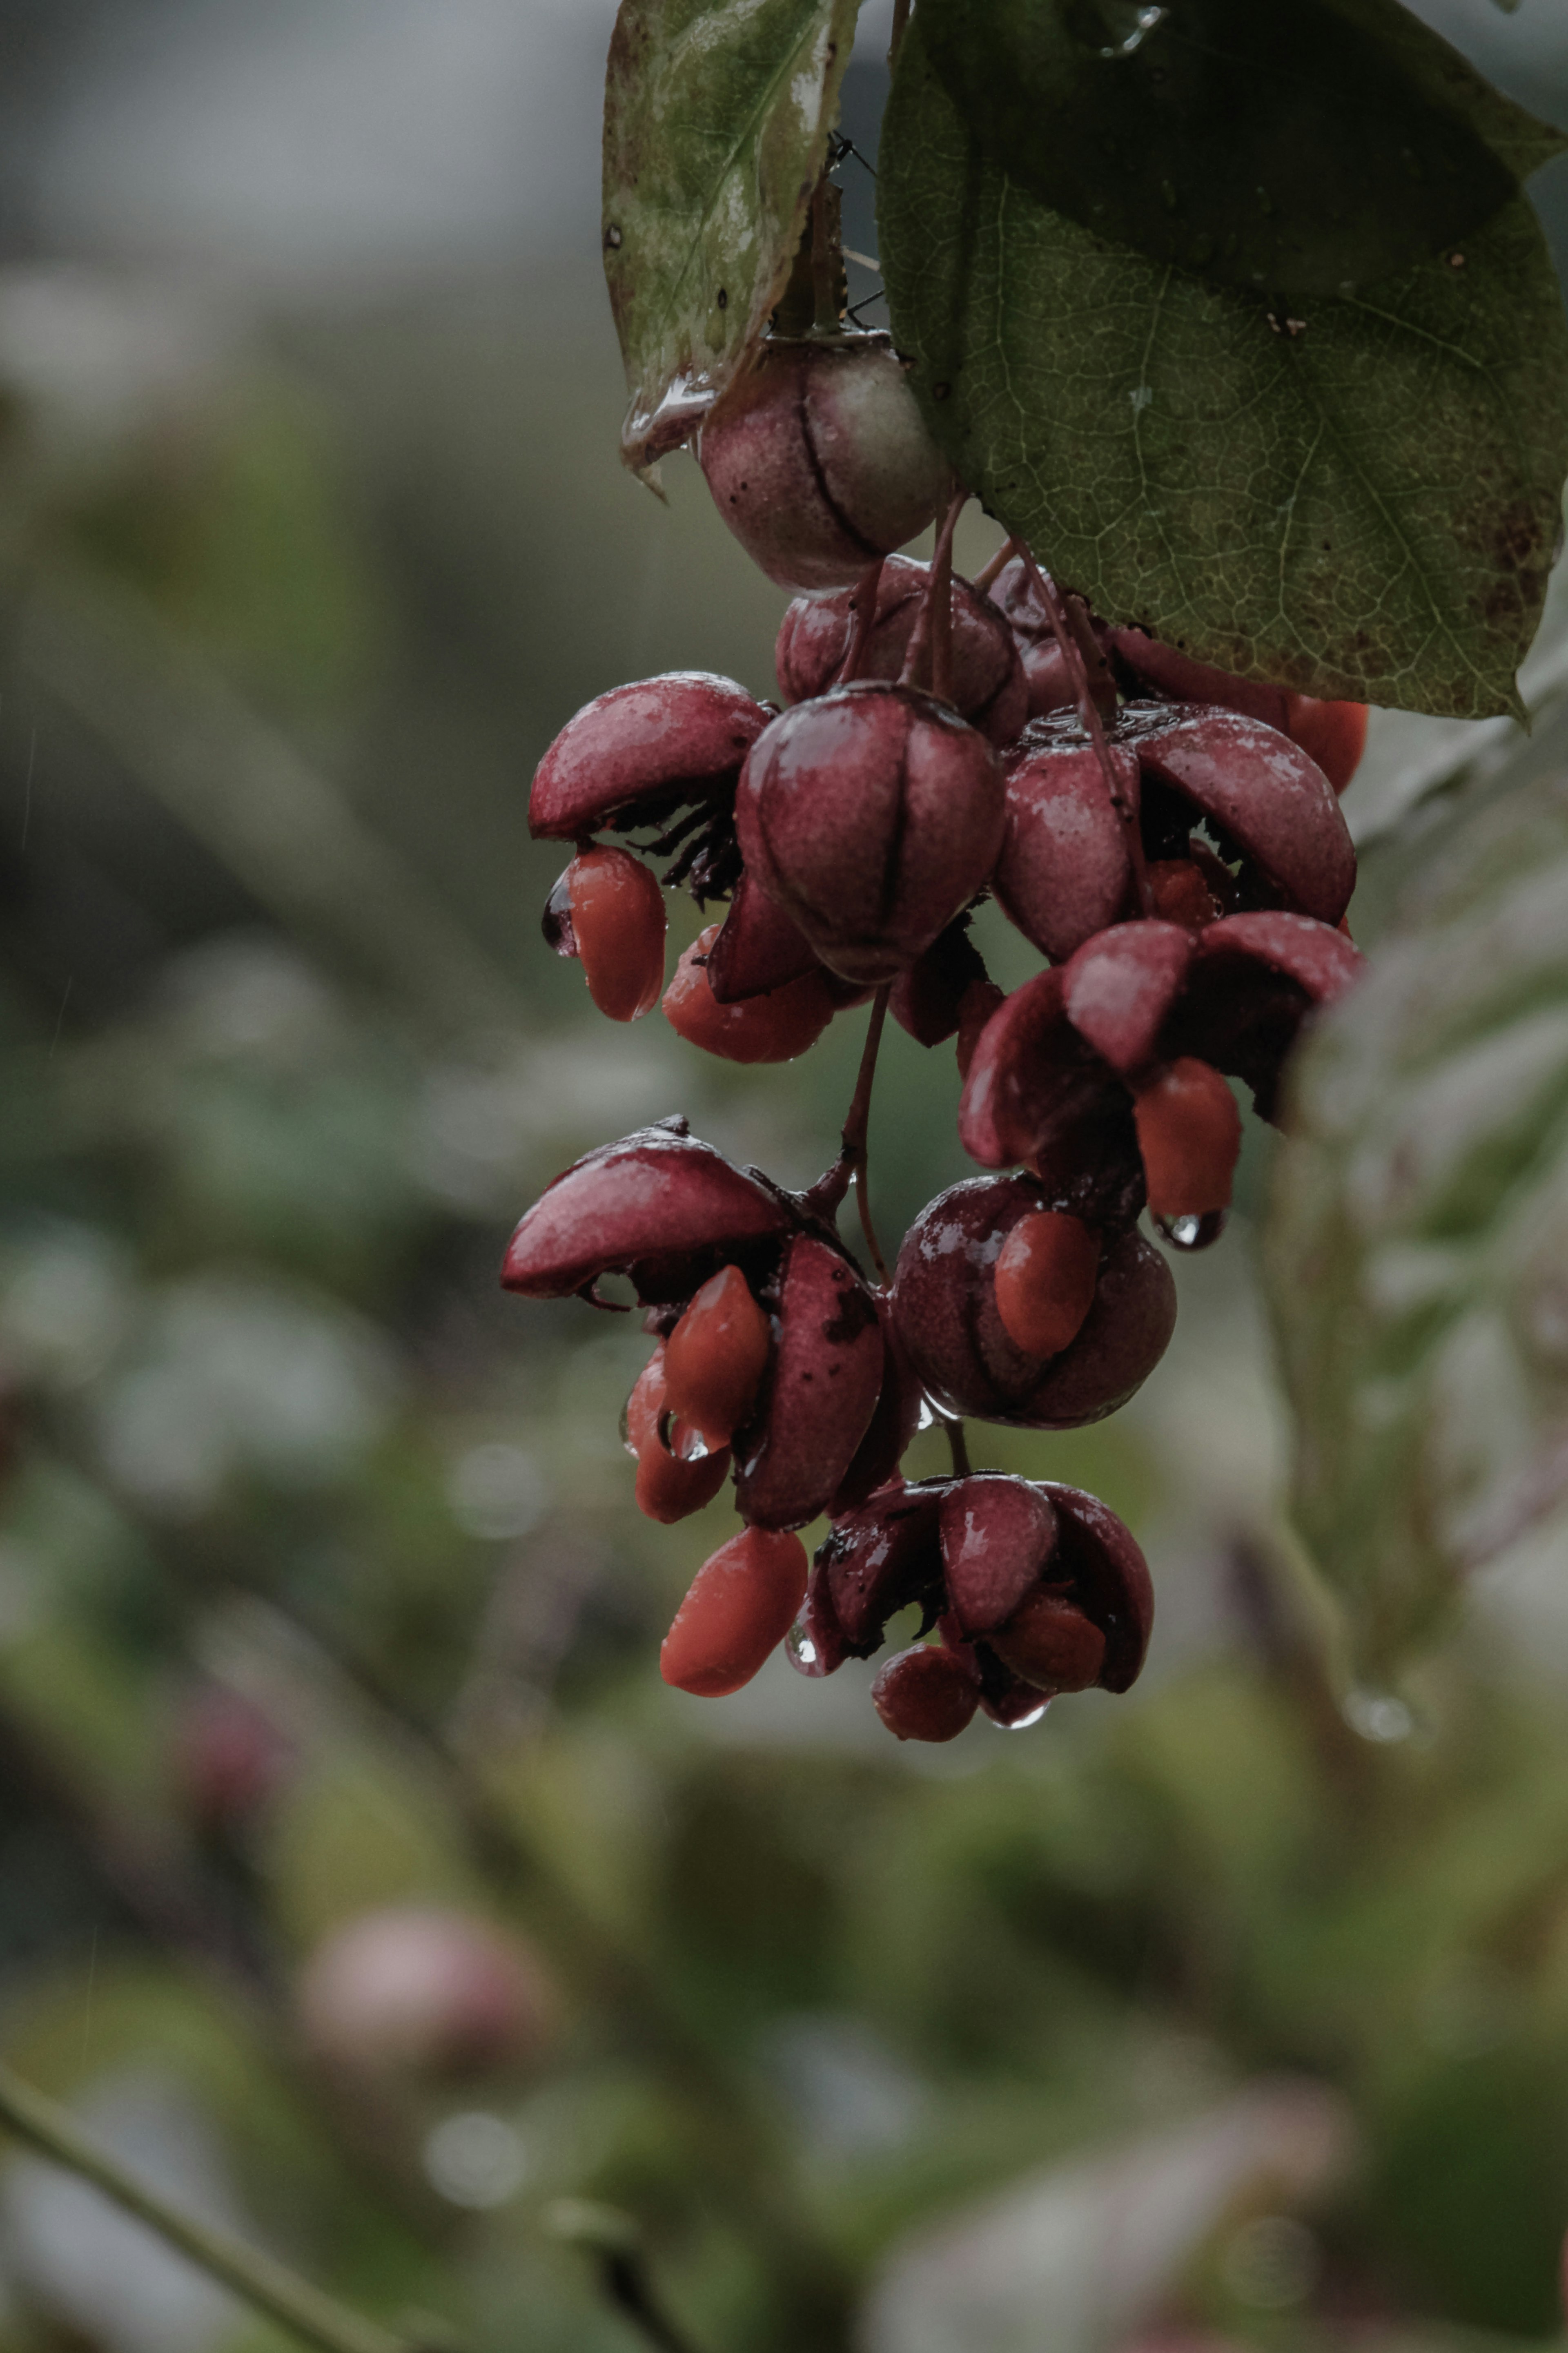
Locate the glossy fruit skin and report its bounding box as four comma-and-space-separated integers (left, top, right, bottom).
1110, 627, 1369, 792
698, 334, 948, 592
995, 734, 1139, 962
660, 1527, 809, 1696
663, 1265, 773, 1448
959, 915, 1365, 1183
891, 1175, 1176, 1428
993, 1209, 1101, 1359
705, 871, 821, 1003
502, 1121, 792, 1304
890, 922, 990, 1048
664, 926, 837, 1062
872, 1644, 979, 1741
776, 556, 1028, 744
298, 1906, 554, 2079
545, 847, 666, 1021
989, 1591, 1107, 1693
733, 1233, 886, 1529
795, 1473, 1153, 1710
625, 1342, 732, 1522
938, 1472, 1056, 1635
1133, 1057, 1243, 1220
529, 672, 769, 841
736, 682, 1006, 986
989, 558, 1101, 720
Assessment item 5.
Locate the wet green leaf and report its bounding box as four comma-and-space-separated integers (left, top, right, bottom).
1264, 706, 1568, 1677
602, 0, 861, 476
878, 22, 1568, 717
917, 0, 1563, 301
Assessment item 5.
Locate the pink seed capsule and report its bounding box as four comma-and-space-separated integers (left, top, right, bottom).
699, 335, 948, 592
660, 1527, 810, 1696
776, 556, 1027, 744
664, 925, 837, 1062
663, 1265, 773, 1449
546, 848, 666, 1021
871, 1645, 980, 1742
1133, 1057, 1242, 1221
993, 1211, 1102, 1361
736, 682, 1005, 987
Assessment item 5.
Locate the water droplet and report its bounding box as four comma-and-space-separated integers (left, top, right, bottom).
1155, 1208, 1228, 1251
1001, 1702, 1050, 1731
1086, 2, 1167, 57
786, 1621, 824, 1677
1343, 1688, 1412, 1744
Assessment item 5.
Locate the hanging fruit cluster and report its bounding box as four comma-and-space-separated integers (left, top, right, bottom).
505, 319, 1368, 1743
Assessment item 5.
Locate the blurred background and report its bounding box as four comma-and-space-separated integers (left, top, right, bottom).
0, 2, 1564, 2348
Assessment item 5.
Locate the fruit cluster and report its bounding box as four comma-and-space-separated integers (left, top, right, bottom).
504, 332, 1367, 1742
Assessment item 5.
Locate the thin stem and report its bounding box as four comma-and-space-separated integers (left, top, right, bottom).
1020, 551, 1154, 915
972, 536, 1018, 596
889, 0, 911, 70
0, 2062, 423, 2353
835, 558, 885, 686
944, 1417, 972, 1478
898, 490, 966, 701
840, 986, 892, 1283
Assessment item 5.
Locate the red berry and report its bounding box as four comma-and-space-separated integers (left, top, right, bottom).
990, 1591, 1107, 1693
664, 926, 837, 1062
546, 847, 666, 1021
1285, 693, 1369, 793
871, 1645, 979, 1742
660, 1526, 810, 1696
993, 1211, 1101, 1360
736, 682, 1005, 986
892, 1176, 1176, 1429
698, 335, 947, 591
624, 1345, 668, 1456
663, 1265, 773, 1448
776, 556, 1027, 744
1145, 856, 1224, 930
635, 1422, 731, 1523
1133, 1057, 1242, 1221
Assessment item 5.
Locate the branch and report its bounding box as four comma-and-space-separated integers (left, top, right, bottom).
0, 2063, 431, 2353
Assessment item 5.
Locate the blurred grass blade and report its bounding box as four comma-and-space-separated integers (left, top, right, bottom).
18, 562, 526, 1041
0, 2059, 426, 2353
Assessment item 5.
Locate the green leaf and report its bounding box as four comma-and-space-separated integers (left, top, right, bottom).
878, 22, 1568, 717
1263, 707, 1568, 1679
916, 0, 1564, 301
602, 0, 861, 477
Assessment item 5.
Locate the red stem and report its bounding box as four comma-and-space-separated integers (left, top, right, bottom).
899, 490, 967, 701
1020, 549, 1154, 916
835, 558, 886, 687
972, 537, 1018, 595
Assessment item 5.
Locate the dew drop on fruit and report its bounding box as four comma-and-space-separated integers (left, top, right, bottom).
1155, 1209, 1229, 1252
786, 1621, 818, 1671
998, 1701, 1049, 1731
